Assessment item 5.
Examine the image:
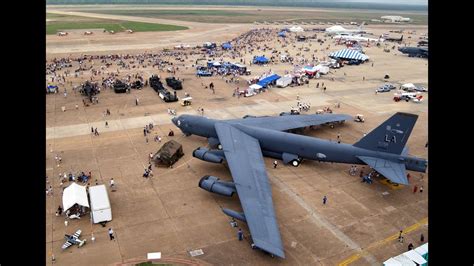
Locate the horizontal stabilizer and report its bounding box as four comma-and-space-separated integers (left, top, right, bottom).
357, 156, 408, 185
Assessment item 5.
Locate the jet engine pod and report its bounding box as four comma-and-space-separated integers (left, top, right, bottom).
193, 147, 225, 163
199, 175, 235, 197
222, 208, 247, 222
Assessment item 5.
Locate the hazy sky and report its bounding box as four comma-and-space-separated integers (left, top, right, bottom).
343, 0, 427, 5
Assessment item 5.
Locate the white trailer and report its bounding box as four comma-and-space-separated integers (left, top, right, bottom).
276, 76, 292, 88
314, 65, 330, 75
89, 185, 112, 224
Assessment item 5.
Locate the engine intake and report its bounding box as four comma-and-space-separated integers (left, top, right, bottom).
199, 175, 235, 197
193, 147, 225, 163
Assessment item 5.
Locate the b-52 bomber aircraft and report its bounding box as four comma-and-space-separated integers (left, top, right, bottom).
171, 112, 427, 258
61, 229, 86, 250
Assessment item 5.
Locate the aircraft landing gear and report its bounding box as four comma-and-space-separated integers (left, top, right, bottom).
291, 159, 301, 167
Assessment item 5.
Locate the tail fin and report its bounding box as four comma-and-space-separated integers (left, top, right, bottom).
353, 112, 418, 154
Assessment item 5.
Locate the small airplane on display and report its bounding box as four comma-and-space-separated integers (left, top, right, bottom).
333, 34, 384, 43
325, 22, 366, 35
398, 46, 428, 58
384, 35, 403, 43
171, 112, 427, 258
61, 229, 86, 250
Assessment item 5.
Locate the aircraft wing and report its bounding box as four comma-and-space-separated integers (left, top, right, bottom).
231, 113, 351, 132
72, 229, 82, 239
214, 122, 285, 258
61, 241, 73, 250
357, 156, 408, 185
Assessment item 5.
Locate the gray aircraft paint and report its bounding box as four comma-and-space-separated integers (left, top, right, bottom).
172, 114, 427, 173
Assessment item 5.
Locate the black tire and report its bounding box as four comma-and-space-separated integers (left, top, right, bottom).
291, 159, 300, 167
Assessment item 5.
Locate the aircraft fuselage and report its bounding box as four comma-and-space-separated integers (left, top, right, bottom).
172, 115, 427, 173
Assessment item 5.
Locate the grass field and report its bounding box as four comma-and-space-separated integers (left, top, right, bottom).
46, 13, 188, 34
78, 9, 428, 25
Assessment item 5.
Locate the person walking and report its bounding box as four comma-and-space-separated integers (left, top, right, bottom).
105, 121, 108, 127
238, 228, 244, 241
413, 185, 418, 193
419, 186, 424, 193
408, 243, 414, 250
398, 230, 403, 242
323, 196, 327, 205
273, 160, 278, 168
108, 228, 115, 240
110, 178, 115, 188
135, 98, 139, 106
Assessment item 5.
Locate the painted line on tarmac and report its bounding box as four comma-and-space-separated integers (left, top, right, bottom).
270, 173, 379, 265
337, 217, 428, 266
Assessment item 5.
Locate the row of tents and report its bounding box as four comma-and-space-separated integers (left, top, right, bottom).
62, 183, 112, 224
197, 61, 250, 76
252, 48, 368, 67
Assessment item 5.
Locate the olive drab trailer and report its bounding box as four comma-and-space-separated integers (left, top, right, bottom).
153, 140, 184, 167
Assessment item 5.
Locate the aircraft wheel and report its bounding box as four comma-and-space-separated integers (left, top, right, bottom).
291, 159, 300, 167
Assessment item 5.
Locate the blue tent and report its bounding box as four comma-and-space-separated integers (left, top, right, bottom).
278, 31, 286, 37
253, 56, 269, 64
257, 74, 281, 88
222, 43, 232, 50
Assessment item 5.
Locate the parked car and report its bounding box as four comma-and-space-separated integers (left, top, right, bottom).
414, 86, 428, 92
376, 84, 395, 93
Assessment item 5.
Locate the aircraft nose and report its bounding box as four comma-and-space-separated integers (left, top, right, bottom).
171, 117, 178, 127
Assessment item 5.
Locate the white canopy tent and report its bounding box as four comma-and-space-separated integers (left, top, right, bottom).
315, 65, 330, 74
404, 250, 427, 265
62, 183, 89, 211
415, 243, 428, 256
289, 26, 304, 32
392, 254, 416, 266
383, 257, 403, 266
401, 83, 417, 90
249, 84, 263, 90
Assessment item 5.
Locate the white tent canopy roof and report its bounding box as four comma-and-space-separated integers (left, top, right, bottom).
289, 26, 304, 32
249, 84, 263, 90
415, 243, 428, 255
326, 25, 346, 32
401, 83, 416, 89
383, 257, 403, 266
62, 183, 89, 211
392, 254, 416, 266
403, 250, 427, 264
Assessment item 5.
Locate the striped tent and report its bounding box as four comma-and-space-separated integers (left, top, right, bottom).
329, 49, 369, 61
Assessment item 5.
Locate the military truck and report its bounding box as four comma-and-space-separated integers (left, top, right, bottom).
165, 77, 183, 90
149, 75, 165, 92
